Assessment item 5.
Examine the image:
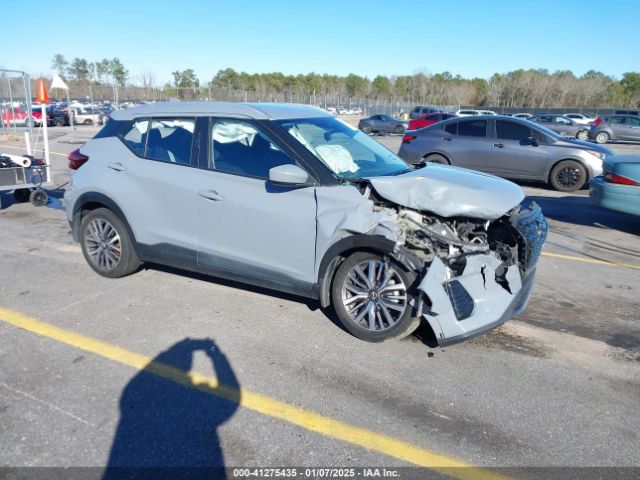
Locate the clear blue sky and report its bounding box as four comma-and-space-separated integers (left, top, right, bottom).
4, 0, 639, 84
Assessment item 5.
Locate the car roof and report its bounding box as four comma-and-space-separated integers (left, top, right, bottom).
110, 101, 332, 121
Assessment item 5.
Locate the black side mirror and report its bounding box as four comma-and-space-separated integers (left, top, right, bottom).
523, 136, 538, 146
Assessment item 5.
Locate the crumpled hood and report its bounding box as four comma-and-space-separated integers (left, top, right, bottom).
369, 164, 525, 220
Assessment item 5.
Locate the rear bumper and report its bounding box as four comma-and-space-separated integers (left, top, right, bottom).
590, 176, 640, 216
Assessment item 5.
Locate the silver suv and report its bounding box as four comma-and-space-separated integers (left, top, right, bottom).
398, 116, 612, 191
65, 102, 547, 344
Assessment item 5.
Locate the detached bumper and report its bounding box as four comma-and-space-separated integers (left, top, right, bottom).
419, 255, 536, 346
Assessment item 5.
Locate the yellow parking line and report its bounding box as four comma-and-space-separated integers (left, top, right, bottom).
0, 307, 510, 480
542, 251, 640, 271
0, 144, 68, 157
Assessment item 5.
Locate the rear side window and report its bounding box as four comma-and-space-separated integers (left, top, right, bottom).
608, 116, 626, 124
458, 120, 487, 137
496, 121, 531, 141
145, 118, 195, 165
121, 119, 149, 156
444, 122, 457, 135
627, 116, 640, 126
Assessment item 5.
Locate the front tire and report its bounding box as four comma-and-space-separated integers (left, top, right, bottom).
576, 129, 588, 140
394, 125, 405, 134
80, 208, 141, 278
361, 124, 372, 134
595, 131, 610, 144
549, 160, 587, 192
331, 252, 420, 342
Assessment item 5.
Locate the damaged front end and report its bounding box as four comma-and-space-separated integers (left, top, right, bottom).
402, 203, 547, 345
367, 184, 548, 345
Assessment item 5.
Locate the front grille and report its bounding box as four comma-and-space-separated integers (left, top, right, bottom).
446, 280, 475, 321
512, 202, 548, 272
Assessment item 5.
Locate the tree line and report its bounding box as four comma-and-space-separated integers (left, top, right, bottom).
48, 54, 640, 108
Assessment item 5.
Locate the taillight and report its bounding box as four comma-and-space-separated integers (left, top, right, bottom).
593, 118, 604, 126
605, 173, 639, 186
402, 135, 416, 143
68, 148, 89, 170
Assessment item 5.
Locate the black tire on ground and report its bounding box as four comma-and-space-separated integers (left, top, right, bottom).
29, 189, 48, 207
84, 119, 93, 125
576, 130, 588, 140
549, 160, 587, 192
595, 131, 610, 144
331, 251, 420, 343
13, 188, 31, 203
80, 208, 141, 278
361, 124, 372, 134
394, 125, 405, 134
424, 153, 450, 165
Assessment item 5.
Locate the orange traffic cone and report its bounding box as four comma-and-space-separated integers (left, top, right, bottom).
37, 79, 49, 104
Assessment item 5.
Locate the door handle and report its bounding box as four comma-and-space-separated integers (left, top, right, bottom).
493, 143, 504, 148
107, 162, 125, 171
198, 190, 224, 201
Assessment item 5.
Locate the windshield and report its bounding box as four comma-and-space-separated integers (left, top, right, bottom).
277, 116, 411, 179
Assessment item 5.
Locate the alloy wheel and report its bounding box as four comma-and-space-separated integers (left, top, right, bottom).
555, 166, 582, 189
84, 218, 122, 271
341, 260, 407, 332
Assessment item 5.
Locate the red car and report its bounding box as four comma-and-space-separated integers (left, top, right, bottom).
408, 112, 456, 130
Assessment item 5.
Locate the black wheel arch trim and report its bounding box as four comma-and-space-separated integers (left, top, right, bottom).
317, 234, 423, 308
71, 193, 138, 253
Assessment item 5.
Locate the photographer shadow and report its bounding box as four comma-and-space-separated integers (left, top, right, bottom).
103, 338, 240, 480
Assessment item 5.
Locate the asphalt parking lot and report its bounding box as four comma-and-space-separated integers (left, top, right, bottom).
1, 126, 639, 479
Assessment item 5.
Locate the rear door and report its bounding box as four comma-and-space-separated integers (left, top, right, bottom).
490, 120, 548, 178
624, 116, 640, 141
194, 118, 317, 294
117, 117, 200, 268
607, 115, 628, 139
443, 119, 493, 171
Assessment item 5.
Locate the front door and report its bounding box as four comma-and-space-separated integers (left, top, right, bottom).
194, 118, 317, 296
490, 120, 548, 178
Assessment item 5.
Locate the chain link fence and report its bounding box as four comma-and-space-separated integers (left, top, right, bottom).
0, 70, 32, 136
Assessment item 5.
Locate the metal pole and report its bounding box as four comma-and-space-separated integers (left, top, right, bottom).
8, 79, 17, 134
23, 73, 32, 137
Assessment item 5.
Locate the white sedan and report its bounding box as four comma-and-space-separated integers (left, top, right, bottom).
564, 113, 594, 125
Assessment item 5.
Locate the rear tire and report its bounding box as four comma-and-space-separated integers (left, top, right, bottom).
394, 125, 405, 134
549, 160, 587, 192
83, 119, 93, 125
331, 251, 420, 343
595, 131, 610, 144
424, 153, 450, 165
80, 208, 141, 278
29, 189, 48, 207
